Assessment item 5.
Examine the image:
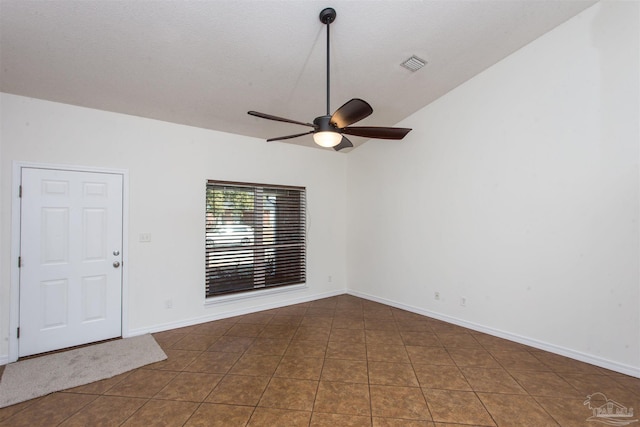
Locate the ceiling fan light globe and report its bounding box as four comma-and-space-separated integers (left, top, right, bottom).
313, 131, 342, 148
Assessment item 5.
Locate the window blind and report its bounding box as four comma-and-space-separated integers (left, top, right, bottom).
205, 180, 306, 297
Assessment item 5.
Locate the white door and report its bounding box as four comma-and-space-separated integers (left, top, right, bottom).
19, 168, 123, 357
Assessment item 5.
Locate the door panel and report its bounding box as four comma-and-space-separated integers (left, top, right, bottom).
19, 168, 123, 357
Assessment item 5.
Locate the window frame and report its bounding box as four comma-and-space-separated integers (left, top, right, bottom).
205, 180, 306, 298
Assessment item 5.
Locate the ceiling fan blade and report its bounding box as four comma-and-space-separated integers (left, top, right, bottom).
342, 126, 412, 140
266, 130, 315, 142
330, 98, 373, 128
333, 135, 354, 151
248, 111, 315, 128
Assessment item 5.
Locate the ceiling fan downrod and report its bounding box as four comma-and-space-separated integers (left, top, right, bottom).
320, 7, 336, 116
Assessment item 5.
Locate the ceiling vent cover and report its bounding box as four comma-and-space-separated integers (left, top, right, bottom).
400, 55, 427, 72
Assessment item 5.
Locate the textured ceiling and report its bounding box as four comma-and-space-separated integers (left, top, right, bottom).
0, 0, 597, 151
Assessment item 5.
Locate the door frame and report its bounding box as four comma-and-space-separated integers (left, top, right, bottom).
9, 161, 130, 363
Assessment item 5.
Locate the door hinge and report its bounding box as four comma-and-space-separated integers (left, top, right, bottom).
19, 185, 22, 198
17, 327, 20, 339
18, 256, 22, 268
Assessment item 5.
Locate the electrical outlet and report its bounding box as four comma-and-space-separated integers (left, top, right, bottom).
460, 297, 466, 307
328, 275, 332, 283
139, 233, 152, 242
434, 291, 440, 301
165, 299, 173, 309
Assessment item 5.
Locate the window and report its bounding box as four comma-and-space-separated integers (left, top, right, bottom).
205, 180, 306, 297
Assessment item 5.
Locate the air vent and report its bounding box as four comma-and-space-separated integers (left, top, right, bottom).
400, 55, 427, 72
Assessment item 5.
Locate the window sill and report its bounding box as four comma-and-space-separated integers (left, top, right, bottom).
204, 283, 308, 306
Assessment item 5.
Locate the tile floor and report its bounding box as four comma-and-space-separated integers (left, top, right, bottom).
0, 294, 638, 426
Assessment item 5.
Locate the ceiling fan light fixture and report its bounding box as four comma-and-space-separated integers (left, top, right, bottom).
313, 131, 342, 148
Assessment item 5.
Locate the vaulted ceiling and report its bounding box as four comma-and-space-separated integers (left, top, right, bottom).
0, 0, 597, 151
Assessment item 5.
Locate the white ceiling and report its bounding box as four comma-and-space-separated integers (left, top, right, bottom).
0, 0, 597, 151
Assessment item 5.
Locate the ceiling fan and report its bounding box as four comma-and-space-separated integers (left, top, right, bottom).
248, 7, 412, 151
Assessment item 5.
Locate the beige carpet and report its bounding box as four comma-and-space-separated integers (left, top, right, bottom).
0, 334, 167, 408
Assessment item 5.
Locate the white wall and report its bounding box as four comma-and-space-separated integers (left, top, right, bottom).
0, 94, 348, 361
347, 1, 639, 376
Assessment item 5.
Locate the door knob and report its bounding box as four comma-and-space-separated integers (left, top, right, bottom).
113, 261, 121, 268
113, 250, 120, 256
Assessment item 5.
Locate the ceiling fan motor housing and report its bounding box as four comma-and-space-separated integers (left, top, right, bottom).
313, 115, 339, 133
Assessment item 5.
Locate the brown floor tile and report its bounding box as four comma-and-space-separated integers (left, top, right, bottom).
301, 316, 334, 328
373, 418, 434, 426
370, 385, 431, 420
330, 328, 366, 343
459, 367, 527, 394
509, 370, 582, 398
489, 349, 550, 371
294, 326, 331, 342
275, 355, 325, 380
478, 392, 558, 426
395, 321, 432, 333
183, 402, 254, 427
422, 389, 494, 426
429, 323, 469, 335
472, 333, 531, 351
205, 374, 270, 406
259, 377, 318, 411
327, 341, 367, 360
369, 361, 419, 387
153, 331, 188, 349
406, 346, 455, 366
59, 395, 145, 427
104, 369, 178, 398
259, 324, 297, 339
367, 344, 410, 363
154, 371, 222, 402
366, 330, 404, 346
321, 359, 369, 383
400, 331, 441, 347
170, 333, 219, 351
535, 396, 598, 427
312, 412, 373, 426
228, 353, 281, 376
268, 314, 303, 326
436, 333, 481, 348
446, 348, 501, 368
235, 312, 274, 325
183, 350, 242, 374
373, 417, 432, 427
146, 349, 200, 371
0, 398, 42, 423
191, 321, 232, 336
4, 295, 636, 427
559, 372, 638, 401
332, 317, 365, 330
314, 381, 371, 416
248, 407, 311, 426
225, 323, 265, 337
413, 364, 471, 391
246, 337, 290, 356
206, 335, 254, 353
274, 305, 309, 316
365, 319, 399, 331
532, 351, 607, 375
64, 370, 132, 395
286, 339, 328, 358
0, 393, 96, 427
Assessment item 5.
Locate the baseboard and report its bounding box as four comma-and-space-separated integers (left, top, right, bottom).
0, 355, 8, 366
126, 288, 346, 337
348, 289, 640, 379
